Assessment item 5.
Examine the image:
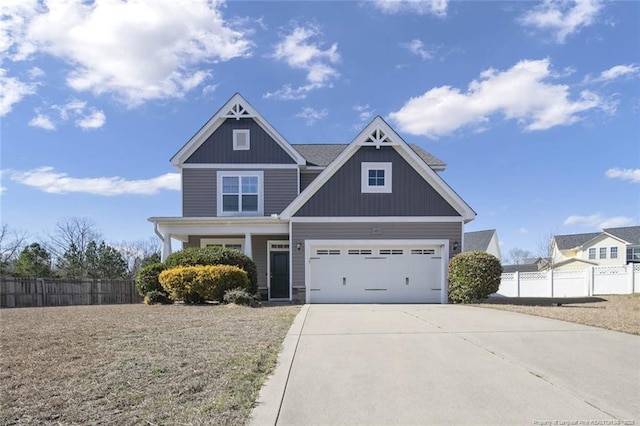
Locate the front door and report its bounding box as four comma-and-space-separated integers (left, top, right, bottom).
269, 251, 290, 299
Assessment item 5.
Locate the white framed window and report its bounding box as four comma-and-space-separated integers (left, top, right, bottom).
233, 129, 250, 151
201, 238, 243, 252
628, 247, 640, 263
610, 247, 618, 259
588, 248, 596, 260
217, 171, 263, 216
361, 162, 392, 193
599, 247, 607, 259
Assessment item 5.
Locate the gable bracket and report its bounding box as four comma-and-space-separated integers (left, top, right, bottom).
361, 128, 397, 149
222, 103, 255, 120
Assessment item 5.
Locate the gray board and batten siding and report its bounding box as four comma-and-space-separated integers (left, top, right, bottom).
185, 118, 296, 164
291, 221, 463, 290
182, 168, 298, 216
294, 146, 459, 217
186, 235, 289, 294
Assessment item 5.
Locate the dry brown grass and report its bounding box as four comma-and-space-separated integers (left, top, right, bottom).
0, 303, 299, 425
475, 294, 640, 335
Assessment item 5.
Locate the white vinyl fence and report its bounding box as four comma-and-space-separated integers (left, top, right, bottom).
497, 264, 640, 298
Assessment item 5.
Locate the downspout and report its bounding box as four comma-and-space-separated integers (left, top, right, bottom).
153, 222, 165, 242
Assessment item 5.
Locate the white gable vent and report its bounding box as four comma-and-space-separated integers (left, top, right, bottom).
233, 129, 250, 151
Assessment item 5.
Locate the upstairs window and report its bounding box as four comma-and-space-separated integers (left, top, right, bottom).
217, 171, 263, 216
599, 247, 607, 259
628, 247, 640, 263
588, 248, 596, 260
610, 247, 618, 259
233, 129, 250, 151
361, 162, 392, 193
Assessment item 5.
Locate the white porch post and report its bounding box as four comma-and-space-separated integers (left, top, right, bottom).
244, 233, 253, 259
161, 234, 172, 261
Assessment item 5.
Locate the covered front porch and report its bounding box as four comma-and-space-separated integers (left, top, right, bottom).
148, 217, 292, 300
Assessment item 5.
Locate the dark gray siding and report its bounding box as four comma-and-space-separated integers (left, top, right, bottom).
185, 234, 288, 291
291, 221, 463, 288
183, 169, 216, 216
300, 170, 321, 191
182, 168, 298, 216
265, 169, 298, 215
185, 118, 296, 164
294, 146, 459, 217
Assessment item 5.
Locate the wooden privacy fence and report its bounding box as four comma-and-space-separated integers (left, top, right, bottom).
0, 277, 142, 308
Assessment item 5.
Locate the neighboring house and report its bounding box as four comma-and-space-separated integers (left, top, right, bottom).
502, 258, 546, 273
551, 226, 640, 270
463, 229, 501, 261
149, 93, 475, 304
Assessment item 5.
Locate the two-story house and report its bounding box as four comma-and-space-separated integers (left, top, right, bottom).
149, 94, 476, 304
551, 226, 640, 270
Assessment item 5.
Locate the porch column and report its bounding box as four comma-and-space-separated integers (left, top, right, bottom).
161, 234, 172, 261
244, 233, 253, 259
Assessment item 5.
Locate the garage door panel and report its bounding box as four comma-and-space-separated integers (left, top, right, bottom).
309, 244, 443, 304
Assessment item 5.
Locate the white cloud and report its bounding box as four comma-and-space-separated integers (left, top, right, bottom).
372, 0, 448, 17
3, 0, 251, 107
520, 0, 602, 43
402, 39, 434, 60
28, 114, 56, 130
518, 228, 529, 234
388, 59, 607, 138
295, 107, 328, 125
605, 168, 640, 183
7, 167, 180, 196
266, 25, 339, 100
75, 109, 105, 130
28, 66, 44, 79
586, 64, 640, 83
354, 104, 374, 122
0, 68, 36, 116
564, 214, 634, 229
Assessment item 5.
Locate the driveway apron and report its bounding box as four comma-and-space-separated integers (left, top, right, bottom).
251, 304, 640, 425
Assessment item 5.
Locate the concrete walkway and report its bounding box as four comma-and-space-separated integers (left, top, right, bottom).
250, 304, 640, 425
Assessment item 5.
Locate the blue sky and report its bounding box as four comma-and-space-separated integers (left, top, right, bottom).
1, 0, 639, 259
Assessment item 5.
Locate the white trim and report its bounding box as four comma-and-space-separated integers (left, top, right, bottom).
267, 240, 292, 301
233, 129, 250, 151
181, 163, 301, 169
289, 216, 464, 223
280, 116, 476, 222
201, 238, 244, 250
216, 171, 264, 217
304, 239, 449, 304
361, 162, 392, 193
171, 93, 306, 167
301, 166, 325, 171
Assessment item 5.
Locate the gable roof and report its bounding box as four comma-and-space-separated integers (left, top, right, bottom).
280, 116, 475, 222
554, 226, 640, 250
603, 226, 640, 245
554, 232, 601, 250
293, 143, 446, 170
502, 264, 541, 273
170, 93, 306, 168
463, 229, 496, 252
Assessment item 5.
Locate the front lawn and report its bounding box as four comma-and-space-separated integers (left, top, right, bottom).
0, 303, 299, 425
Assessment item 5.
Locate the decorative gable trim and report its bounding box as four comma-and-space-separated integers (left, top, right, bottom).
280, 116, 476, 222
170, 93, 306, 168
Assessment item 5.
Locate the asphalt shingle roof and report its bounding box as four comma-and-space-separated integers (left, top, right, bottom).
554, 226, 640, 249
292, 143, 446, 168
463, 230, 496, 252
604, 226, 640, 245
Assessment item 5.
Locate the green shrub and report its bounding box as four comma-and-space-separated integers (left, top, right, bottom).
223, 288, 261, 307
448, 251, 503, 303
144, 290, 173, 305
164, 247, 258, 295
159, 265, 250, 303
135, 263, 166, 298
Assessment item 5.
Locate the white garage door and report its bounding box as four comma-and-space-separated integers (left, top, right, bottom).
308, 243, 444, 303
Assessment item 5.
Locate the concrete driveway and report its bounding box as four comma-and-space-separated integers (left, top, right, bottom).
251, 304, 640, 425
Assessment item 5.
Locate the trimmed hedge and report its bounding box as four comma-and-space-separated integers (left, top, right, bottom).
135, 263, 166, 298
223, 288, 261, 307
448, 251, 503, 303
159, 265, 250, 303
164, 247, 258, 295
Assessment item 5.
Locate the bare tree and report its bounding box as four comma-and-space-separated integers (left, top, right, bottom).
44, 217, 102, 259
114, 237, 162, 277
507, 248, 534, 265
0, 224, 28, 274
537, 231, 557, 270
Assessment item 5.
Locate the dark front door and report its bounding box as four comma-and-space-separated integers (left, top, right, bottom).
270, 251, 290, 299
